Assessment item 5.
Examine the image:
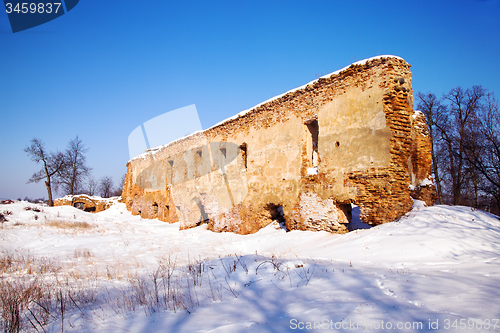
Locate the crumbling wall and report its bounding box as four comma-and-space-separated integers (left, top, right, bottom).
122, 56, 437, 234
54, 195, 114, 212
409, 111, 438, 206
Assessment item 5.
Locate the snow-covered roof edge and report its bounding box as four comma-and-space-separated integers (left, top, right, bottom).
130, 55, 404, 162
210, 55, 404, 129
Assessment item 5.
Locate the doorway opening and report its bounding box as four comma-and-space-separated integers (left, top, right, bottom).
265, 203, 287, 231
192, 197, 209, 226
164, 205, 170, 222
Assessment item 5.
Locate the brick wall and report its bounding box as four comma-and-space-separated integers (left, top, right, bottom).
122, 56, 436, 234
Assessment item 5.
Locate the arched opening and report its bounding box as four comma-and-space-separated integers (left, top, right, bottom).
74, 202, 85, 210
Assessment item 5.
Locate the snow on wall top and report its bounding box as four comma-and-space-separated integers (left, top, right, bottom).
130, 55, 404, 162
412, 110, 424, 120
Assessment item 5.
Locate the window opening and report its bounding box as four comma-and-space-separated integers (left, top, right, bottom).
167, 160, 174, 185
152, 202, 158, 218
306, 120, 319, 167
240, 143, 247, 169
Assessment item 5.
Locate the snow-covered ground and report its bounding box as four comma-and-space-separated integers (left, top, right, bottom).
1, 200, 499, 332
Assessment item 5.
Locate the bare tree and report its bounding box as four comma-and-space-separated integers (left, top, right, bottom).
417, 92, 447, 204
85, 175, 99, 196
99, 176, 114, 198
462, 93, 500, 213
111, 173, 126, 197
417, 86, 495, 210
441, 86, 486, 205
58, 136, 91, 195
24, 138, 66, 206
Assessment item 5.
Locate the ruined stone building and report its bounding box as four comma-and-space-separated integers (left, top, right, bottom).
54, 195, 115, 212
122, 56, 437, 234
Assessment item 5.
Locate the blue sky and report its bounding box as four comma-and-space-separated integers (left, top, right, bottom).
1, 0, 499, 200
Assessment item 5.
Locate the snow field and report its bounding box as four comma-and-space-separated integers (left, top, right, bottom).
1, 200, 500, 332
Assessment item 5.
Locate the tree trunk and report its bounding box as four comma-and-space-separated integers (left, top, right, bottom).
446, 139, 458, 205
431, 149, 444, 204
44, 159, 54, 206
45, 180, 54, 207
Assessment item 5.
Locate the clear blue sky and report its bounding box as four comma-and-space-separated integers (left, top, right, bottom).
1, 0, 499, 200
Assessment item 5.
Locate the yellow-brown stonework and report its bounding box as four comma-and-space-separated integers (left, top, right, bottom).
54, 195, 115, 212
122, 56, 437, 234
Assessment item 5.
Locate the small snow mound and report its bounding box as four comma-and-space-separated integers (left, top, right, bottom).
412, 199, 427, 209
419, 177, 434, 186
412, 110, 424, 120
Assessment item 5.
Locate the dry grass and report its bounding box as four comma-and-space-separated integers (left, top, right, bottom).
0, 278, 52, 333
74, 248, 93, 259
0, 251, 64, 332
45, 220, 94, 230
0, 248, 323, 332
0, 251, 61, 276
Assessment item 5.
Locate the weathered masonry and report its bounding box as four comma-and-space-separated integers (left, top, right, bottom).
122, 56, 437, 234
54, 195, 115, 212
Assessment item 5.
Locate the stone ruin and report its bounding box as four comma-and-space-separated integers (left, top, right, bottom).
121, 56, 437, 234
54, 195, 115, 212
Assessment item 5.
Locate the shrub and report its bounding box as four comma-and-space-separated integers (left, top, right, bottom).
24, 206, 41, 213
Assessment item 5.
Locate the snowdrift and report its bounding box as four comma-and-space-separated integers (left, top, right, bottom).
1, 200, 499, 332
